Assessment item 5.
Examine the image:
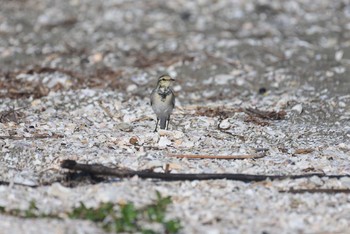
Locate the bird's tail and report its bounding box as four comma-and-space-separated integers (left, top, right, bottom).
160, 117, 167, 129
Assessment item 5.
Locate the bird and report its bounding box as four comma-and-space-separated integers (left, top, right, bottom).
150, 74, 175, 132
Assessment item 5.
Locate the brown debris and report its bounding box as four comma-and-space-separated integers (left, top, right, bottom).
87, 69, 123, 89
129, 136, 139, 145
0, 66, 124, 99
192, 106, 285, 127
244, 108, 286, 120
301, 167, 316, 172
294, 148, 314, 154
3, 81, 50, 99
193, 106, 286, 121
0, 67, 77, 99
244, 115, 270, 126
0, 106, 25, 123
24, 67, 80, 78
195, 106, 239, 118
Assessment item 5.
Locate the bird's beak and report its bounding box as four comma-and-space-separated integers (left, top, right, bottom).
170, 78, 175, 81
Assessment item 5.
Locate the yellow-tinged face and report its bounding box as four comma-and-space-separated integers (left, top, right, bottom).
157, 75, 175, 87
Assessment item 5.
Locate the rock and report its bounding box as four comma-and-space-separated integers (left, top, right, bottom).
143, 160, 163, 169
173, 85, 182, 92
340, 177, 350, 188
166, 163, 183, 170
126, 84, 138, 92
47, 183, 72, 198
181, 139, 194, 148
37, 8, 76, 28
90, 53, 103, 63
219, 119, 231, 129
291, 104, 303, 114
335, 50, 343, 61
144, 133, 160, 144
309, 176, 323, 186
338, 143, 350, 150
158, 130, 184, 139
80, 89, 97, 97
129, 136, 139, 145
13, 171, 38, 187
42, 72, 73, 89
95, 187, 119, 203
131, 74, 149, 86
338, 102, 346, 108
158, 136, 171, 148
116, 122, 133, 132
214, 74, 234, 85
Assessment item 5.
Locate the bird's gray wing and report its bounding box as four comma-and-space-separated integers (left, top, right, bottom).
171, 89, 175, 108
150, 88, 156, 106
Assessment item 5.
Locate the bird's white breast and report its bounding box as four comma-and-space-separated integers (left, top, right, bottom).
151, 93, 174, 116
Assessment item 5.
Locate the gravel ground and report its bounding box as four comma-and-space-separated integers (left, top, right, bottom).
1, 0, 350, 233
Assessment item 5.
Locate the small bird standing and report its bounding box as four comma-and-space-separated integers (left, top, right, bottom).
150, 75, 175, 131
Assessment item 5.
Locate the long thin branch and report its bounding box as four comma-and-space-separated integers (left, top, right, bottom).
0, 133, 63, 140
167, 154, 265, 159
280, 189, 350, 194
60, 160, 350, 182
0, 180, 38, 188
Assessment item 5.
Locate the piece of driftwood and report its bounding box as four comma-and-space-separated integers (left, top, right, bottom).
61, 160, 350, 182
167, 154, 265, 159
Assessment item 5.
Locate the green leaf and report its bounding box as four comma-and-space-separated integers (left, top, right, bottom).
164, 220, 182, 233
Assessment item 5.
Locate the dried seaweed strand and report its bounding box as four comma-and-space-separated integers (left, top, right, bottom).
61, 160, 349, 182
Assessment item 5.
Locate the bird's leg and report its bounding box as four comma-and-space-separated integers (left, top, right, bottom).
166, 116, 170, 130
154, 118, 159, 132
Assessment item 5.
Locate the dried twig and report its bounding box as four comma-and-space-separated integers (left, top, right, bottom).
0, 180, 38, 188
167, 154, 265, 159
280, 189, 350, 194
61, 160, 350, 182
0, 133, 64, 140
0, 105, 25, 123
98, 100, 114, 120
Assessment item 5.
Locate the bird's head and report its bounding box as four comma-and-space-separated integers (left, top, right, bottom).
157, 74, 175, 88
